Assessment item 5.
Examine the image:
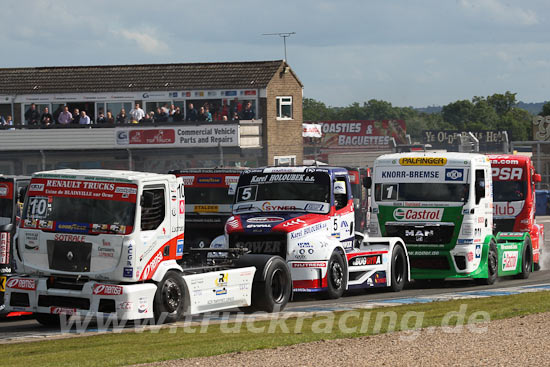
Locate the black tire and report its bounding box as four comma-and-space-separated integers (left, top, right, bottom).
516, 237, 532, 279
153, 270, 186, 323
326, 251, 347, 299
476, 241, 497, 285
249, 257, 292, 313
534, 262, 541, 271
390, 245, 407, 292
35, 313, 60, 327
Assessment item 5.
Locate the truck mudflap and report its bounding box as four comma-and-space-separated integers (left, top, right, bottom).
288, 261, 329, 292
5, 277, 157, 320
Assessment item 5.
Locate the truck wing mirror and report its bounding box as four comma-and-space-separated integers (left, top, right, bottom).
228, 183, 237, 196
534, 173, 542, 183
141, 191, 155, 208
362, 176, 372, 189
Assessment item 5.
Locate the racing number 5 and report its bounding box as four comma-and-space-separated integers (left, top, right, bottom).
237, 185, 257, 202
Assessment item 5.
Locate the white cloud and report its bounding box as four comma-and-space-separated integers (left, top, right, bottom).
116, 29, 170, 55
458, 0, 538, 26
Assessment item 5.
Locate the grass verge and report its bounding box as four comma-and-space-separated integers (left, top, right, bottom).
2, 290, 550, 367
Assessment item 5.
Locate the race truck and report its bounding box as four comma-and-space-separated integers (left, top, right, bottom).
225, 166, 409, 299
168, 169, 242, 248
4, 169, 291, 326
488, 154, 544, 270
0, 175, 30, 316
369, 152, 533, 284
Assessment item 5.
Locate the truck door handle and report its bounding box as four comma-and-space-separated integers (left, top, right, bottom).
163, 245, 170, 256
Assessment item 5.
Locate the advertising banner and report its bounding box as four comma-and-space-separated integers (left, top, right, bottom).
303, 120, 407, 151
115, 125, 240, 148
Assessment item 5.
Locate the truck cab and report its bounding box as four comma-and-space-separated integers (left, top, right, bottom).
488, 154, 543, 270
169, 169, 242, 248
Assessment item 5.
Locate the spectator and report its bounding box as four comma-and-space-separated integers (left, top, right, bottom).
25, 103, 40, 125
0, 114, 5, 126
40, 107, 53, 127
222, 115, 228, 121
155, 106, 168, 122
58, 105, 72, 125
53, 105, 63, 123
2, 115, 15, 130
173, 107, 183, 122
241, 101, 255, 120
79, 110, 91, 125
168, 104, 176, 122
106, 111, 115, 124
96, 111, 107, 124
205, 106, 212, 122
116, 109, 127, 124
230, 98, 242, 118
149, 110, 155, 122
129, 103, 145, 123
198, 107, 207, 121
231, 111, 240, 121
141, 113, 153, 123
221, 100, 229, 119
186, 103, 198, 121
73, 108, 81, 124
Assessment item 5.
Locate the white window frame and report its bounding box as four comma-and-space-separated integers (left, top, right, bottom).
274, 155, 296, 166
276, 96, 293, 120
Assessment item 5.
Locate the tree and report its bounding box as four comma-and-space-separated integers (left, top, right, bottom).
541, 102, 550, 116
441, 100, 474, 130
487, 91, 517, 116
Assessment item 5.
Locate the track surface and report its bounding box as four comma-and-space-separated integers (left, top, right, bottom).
2, 216, 550, 342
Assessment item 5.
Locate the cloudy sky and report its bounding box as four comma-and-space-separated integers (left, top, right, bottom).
2, 0, 549, 107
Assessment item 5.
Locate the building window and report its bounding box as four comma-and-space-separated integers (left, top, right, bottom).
274, 155, 296, 166
276, 96, 293, 120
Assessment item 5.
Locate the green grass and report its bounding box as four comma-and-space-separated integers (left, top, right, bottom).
2, 291, 550, 367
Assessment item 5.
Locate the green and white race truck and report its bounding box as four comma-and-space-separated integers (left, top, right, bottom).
368, 152, 532, 284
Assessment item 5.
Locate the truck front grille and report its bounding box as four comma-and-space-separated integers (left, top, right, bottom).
385, 222, 455, 245
47, 240, 92, 272
494, 218, 516, 233
410, 256, 450, 270
38, 295, 90, 310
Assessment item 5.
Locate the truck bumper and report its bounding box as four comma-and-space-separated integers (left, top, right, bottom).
5, 277, 157, 320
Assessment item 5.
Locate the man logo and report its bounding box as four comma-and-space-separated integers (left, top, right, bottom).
445, 168, 464, 181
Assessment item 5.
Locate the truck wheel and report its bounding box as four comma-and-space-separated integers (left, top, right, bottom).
35, 313, 60, 327
154, 270, 186, 323
326, 251, 347, 299
516, 238, 532, 279
476, 241, 497, 285
250, 257, 292, 313
390, 245, 407, 292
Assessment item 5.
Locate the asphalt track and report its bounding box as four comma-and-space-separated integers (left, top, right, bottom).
2, 216, 550, 343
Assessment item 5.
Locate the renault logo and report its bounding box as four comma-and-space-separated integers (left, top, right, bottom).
66, 251, 74, 261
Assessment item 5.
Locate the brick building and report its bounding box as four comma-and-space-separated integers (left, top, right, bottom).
0, 60, 303, 174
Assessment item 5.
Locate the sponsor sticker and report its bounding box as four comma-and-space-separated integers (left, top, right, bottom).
445, 168, 464, 181
6, 278, 37, 290
502, 251, 518, 271
349, 255, 382, 266
93, 284, 123, 296
399, 157, 447, 166
123, 267, 133, 278
194, 205, 219, 213
0, 276, 6, 292
176, 239, 184, 257
292, 262, 327, 268
393, 208, 443, 221
247, 217, 284, 223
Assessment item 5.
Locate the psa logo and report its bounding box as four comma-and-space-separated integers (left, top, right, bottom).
445, 168, 464, 181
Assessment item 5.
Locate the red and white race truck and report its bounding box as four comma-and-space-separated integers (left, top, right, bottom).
0, 175, 30, 317
225, 166, 409, 298
488, 154, 544, 270
5, 169, 291, 326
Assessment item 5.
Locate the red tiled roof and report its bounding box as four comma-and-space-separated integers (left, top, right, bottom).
0, 60, 300, 94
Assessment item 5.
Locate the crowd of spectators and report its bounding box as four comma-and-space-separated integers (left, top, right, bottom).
9, 99, 256, 128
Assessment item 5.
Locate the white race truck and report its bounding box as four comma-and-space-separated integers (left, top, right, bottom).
226, 166, 409, 298
5, 169, 292, 326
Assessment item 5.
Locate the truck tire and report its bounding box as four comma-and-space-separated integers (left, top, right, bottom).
516, 237, 532, 279
390, 245, 407, 292
476, 241, 498, 285
154, 270, 186, 323
326, 250, 347, 299
249, 256, 292, 313
35, 313, 60, 328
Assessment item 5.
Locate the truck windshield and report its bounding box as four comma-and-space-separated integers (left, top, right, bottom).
21, 178, 138, 234
493, 181, 526, 202
234, 171, 331, 213
375, 183, 469, 202
185, 187, 233, 205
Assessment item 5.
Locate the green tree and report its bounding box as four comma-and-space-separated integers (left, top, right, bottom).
487, 91, 517, 116
541, 102, 550, 116
441, 100, 474, 130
